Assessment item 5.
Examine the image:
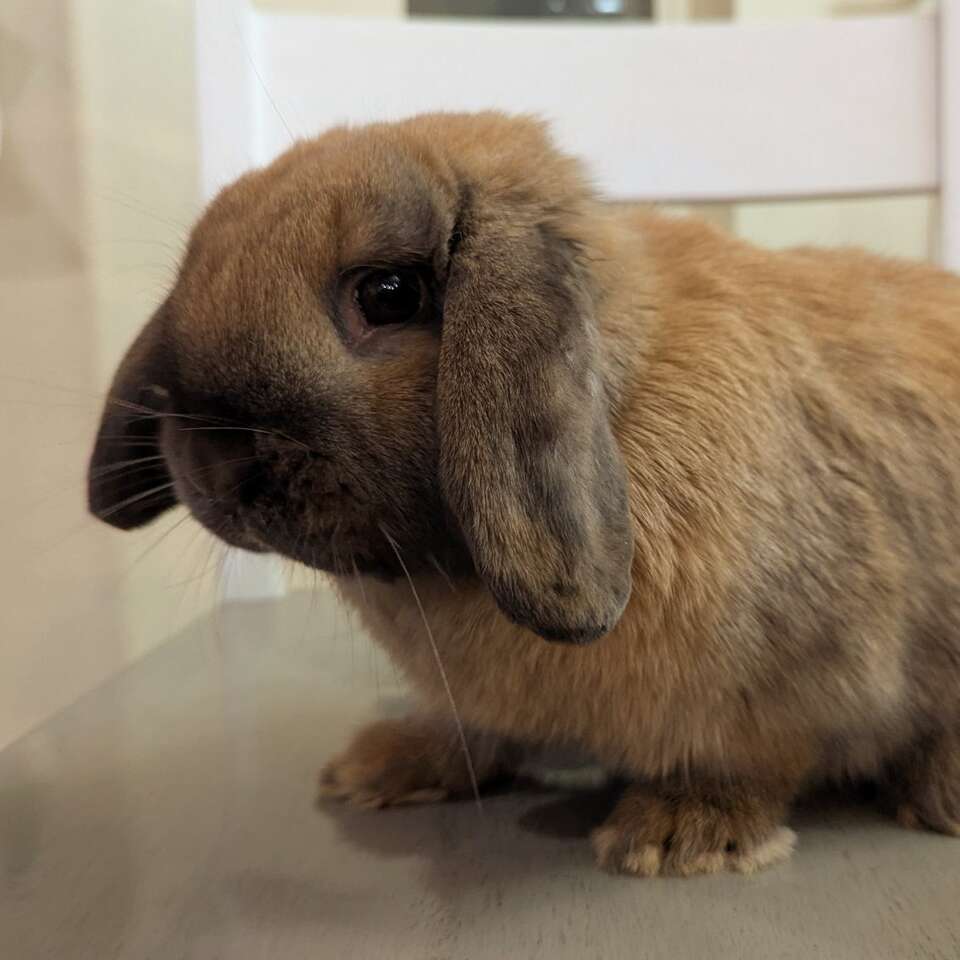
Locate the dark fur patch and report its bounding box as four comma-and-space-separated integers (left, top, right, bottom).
88, 306, 179, 529
437, 193, 633, 642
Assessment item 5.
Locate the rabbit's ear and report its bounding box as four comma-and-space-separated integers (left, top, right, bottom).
436, 198, 634, 644
88, 307, 179, 529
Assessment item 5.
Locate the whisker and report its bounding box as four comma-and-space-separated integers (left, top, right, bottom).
35, 395, 317, 454
109, 406, 233, 426
107, 263, 180, 278
82, 437, 162, 446
40, 435, 163, 449
351, 556, 367, 606
177, 463, 261, 509
89, 455, 259, 493
2, 452, 153, 511
22, 479, 179, 559
92, 456, 255, 516
105, 397, 231, 422
365, 604, 382, 710
165, 524, 213, 589
378, 523, 482, 812
9, 451, 254, 525
106, 400, 315, 453
177, 533, 224, 619
96, 481, 177, 520
95, 236, 184, 253
175, 424, 313, 450
88, 454, 167, 478
351, 554, 404, 691
301, 559, 321, 646
212, 546, 231, 650
327, 522, 355, 679
87, 461, 173, 492
329, 520, 342, 571
231, 11, 296, 143
168, 527, 217, 639
91, 187, 192, 232
427, 553, 457, 592
128, 508, 196, 569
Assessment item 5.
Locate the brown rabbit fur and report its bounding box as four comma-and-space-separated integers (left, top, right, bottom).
89, 112, 960, 877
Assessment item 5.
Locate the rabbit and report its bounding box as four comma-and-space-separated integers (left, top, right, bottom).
88, 112, 960, 877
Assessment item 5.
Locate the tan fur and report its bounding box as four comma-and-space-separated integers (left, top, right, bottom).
89, 113, 960, 876
318, 714, 511, 808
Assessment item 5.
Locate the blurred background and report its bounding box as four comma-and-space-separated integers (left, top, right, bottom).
0, 0, 935, 751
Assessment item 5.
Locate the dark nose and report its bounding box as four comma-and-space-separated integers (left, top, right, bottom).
180, 427, 260, 503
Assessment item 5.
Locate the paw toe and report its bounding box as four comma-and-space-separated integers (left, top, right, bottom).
897, 803, 960, 838
667, 849, 726, 877
591, 827, 665, 877
727, 827, 797, 873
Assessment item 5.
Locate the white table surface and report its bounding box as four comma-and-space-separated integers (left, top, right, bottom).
2, 591, 958, 959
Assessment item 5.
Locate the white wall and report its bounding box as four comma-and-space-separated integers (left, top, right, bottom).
731, 0, 932, 260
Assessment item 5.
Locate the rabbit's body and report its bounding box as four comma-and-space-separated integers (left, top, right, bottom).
88, 113, 960, 876
338, 209, 960, 790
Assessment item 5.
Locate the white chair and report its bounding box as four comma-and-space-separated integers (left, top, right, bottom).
196, 1, 957, 264
192, 0, 959, 599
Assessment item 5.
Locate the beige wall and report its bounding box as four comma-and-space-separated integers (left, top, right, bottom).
0, 0, 119, 752
73, 0, 232, 663
0, 1, 219, 750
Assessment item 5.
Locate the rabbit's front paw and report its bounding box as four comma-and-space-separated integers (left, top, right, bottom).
889, 728, 960, 838
319, 716, 503, 809
592, 781, 796, 877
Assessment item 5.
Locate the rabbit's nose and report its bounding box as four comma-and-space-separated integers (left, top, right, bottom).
180, 426, 260, 503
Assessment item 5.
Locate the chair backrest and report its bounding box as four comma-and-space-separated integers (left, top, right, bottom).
196, 2, 957, 269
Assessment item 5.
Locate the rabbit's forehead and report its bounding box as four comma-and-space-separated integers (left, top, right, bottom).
161, 132, 455, 398
186, 146, 453, 285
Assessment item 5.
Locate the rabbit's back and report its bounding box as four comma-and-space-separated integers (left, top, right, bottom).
336, 207, 960, 787
614, 213, 960, 777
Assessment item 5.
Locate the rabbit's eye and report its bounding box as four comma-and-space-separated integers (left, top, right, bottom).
354, 268, 426, 327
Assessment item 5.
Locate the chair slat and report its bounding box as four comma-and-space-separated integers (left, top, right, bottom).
244, 13, 938, 202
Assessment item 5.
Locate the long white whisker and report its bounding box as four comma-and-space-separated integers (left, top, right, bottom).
427, 553, 457, 592
105, 399, 315, 452
231, 12, 296, 143
96, 480, 177, 519
129, 508, 196, 569
351, 556, 402, 690
379, 524, 482, 813
174, 424, 313, 451
88, 454, 167, 478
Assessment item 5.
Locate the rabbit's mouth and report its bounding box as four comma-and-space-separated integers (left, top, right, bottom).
198, 503, 463, 582
162, 419, 468, 582
236, 507, 401, 579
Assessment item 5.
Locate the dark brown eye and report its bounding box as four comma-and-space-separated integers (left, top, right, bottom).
354, 268, 425, 327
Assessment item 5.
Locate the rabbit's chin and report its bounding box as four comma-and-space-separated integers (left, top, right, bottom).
184, 495, 469, 583
189, 507, 394, 578
165, 438, 468, 581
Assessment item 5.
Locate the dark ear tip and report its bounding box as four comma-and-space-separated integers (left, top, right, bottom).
495, 581, 632, 645
533, 622, 612, 645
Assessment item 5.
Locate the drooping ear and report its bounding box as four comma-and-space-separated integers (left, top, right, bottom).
88, 307, 179, 529
436, 166, 634, 644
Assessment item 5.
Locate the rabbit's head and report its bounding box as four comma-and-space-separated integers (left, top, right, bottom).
88, 113, 633, 643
